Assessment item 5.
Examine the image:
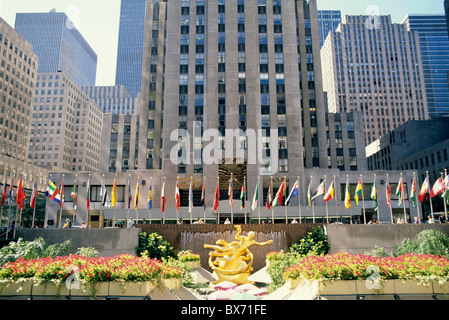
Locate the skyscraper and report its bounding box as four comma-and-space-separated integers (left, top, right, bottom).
115, 0, 149, 98
321, 15, 428, 145
317, 10, 341, 48
403, 15, 449, 117
15, 12, 97, 87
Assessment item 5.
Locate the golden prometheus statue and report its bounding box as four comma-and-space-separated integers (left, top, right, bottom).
204, 225, 273, 285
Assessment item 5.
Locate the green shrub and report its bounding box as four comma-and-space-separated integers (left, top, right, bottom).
266, 252, 302, 293
0, 238, 71, 266
76, 246, 99, 257
365, 246, 392, 257
290, 227, 330, 257
135, 232, 176, 260
394, 229, 449, 257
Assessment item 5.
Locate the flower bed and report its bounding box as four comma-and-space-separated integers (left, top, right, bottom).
0, 254, 164, 298
282, 252, 449, 295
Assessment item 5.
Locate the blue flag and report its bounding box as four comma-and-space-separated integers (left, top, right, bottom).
147, 184, 152, 211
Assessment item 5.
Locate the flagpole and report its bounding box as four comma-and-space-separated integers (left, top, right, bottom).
0, 171, 6, 228
426, 171, 435, 219
7, 177, 12, 234
73, 175, 78, 227
444, 169, 448, 221
258, 176, 261, 224
401, 173, 407, 223
230, 173, 234, 224
58, 175, 64, 228
387, 173, 394, 224
87, 174, 91, 227
163, 176, 166, 224
31, 177, 38, 229
149, 177, 153, 224
334, 175, 338, 223
284, 177, 287, 224
112, 174, 117, 228
271, 176, 274, 225
190, 176, 193, 224
100, 174, 105, 229
244, 176, 247, 224
13, 175, 20, 239
324, 175, 329, 223
361, 174, 366, 224
127, 174, 130, 225
298, 176, 302, 224
311, 176, 315, 223
203, 176, 206, 221
217, 176, 220, 224
136, 177, 140, 225
374, 174, 379, 223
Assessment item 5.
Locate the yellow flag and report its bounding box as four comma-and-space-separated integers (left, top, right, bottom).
111, 178, 117, 208
344, 178, 351, 210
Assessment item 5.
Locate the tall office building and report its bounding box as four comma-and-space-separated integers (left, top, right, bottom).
15, 12, 97, 87
317, 10, 341, 48
321, 15, 429, 145
82, 85, 138, 114
0, 18, 38, 162
403, 15, 449, 118
29, 72, 103, 172
115, 0, 149, 98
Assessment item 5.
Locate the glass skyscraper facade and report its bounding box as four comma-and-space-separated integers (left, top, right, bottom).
115, 0, 149, 98
403, 15, 449, 118
317, 10, 341, 48
15, 12, 97, 87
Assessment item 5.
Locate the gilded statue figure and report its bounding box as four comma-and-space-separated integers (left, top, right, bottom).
204, 225, 273, 285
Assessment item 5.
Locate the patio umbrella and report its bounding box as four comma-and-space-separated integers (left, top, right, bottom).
230, 292, 258, 300
235, 283, 260, 293
207, 290, 235, 300
247, 287, 267, 297
213, 281, 238, 291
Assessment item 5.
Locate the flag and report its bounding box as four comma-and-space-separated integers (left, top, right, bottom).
8, 178, 14, 206
307, 181, 312, 207
266, 179, 273, 210
175, 181, 181, 212
442, 174, 449, 205
71, 182, 78, 210
251, 183, 259, 211
228, 176, 233, 208
161, 180, 166, 213
126, 182, 132, 209
201, 181, 206, 209
272, 180, 286, 207
370, 181, 378, 212
46, 180, 60, 203
419, 176, 429, 203
16, 178, 26, 210
134, 181, 140, 210
100, 181, 108, 207
354, 180, 363, 207
1, 176, 7, 207
430, 177, 445, 198
386, 177, 391, 208
30, 180, 38, 209
323, 181, 334, 202
286, 179, 299, 205
311, 180, 325, 201
59, 180, 64, 209
111, 179, 117, 208
395, 176, 404, 206
240, 183, 246, 210
344, 178, 351, 210
147, 183, 153, 211
213, 180, 220, 212
410, 178, 418, 208
86, 180, 90, 210
189, 180, 194, 213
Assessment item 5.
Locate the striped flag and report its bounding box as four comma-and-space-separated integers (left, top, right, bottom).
323, 181, 334, 202
419, 176, 429, 203
134, 181, 140, 210
286, 179, 299, 205
354, 180, 363, 207
86, 179, 90, 210
228, 176, 233, 208
30, 180, 38, 209
240, 183, 246, 210
46, 180, 60, 203
175, 181, 181, 212
147, 183, 153, 211
59, 180, 64, 209
386, 177, 391, 208
410, 178, 418, 208
395, 176, 404, 207
344, 177, 351, 210
71, 182, 78, 210
371, 181, 378, 212
161, 180, 166, 213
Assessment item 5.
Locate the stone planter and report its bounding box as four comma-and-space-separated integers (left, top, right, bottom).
432, 280, 449, 294
32, 281, 70, 297
317, 279, 435, 296
163, 278, 182, 291
0, 281, 33, 296
287, 278, 302, 290
185, 261, 201, 269
70, 282, 109, 298
108, 281, 155, 297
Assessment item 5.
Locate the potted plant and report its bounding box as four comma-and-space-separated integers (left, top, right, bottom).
162, 266, 183, 290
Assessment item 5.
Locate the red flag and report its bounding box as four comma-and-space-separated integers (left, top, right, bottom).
386, 178, 391, 208
30, 180, 38, 209
213, 181, 220, 212
430, 177, 445, 198
16, 178, 26, 210
419, 176, 430, 203
1, 178, 6, 207
175, 181, 181, 211
161, 180, 166, 213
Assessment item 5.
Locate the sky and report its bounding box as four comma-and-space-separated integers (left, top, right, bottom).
0, 0, 446, 86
